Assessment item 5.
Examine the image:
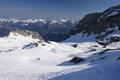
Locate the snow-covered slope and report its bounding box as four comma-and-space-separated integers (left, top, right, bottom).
0, 31, 120, 80
0, 32, 79, 80
64, 33, 96, 43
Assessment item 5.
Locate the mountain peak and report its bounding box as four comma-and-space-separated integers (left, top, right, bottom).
9, 30, 44, 41
69, 4, 120, 41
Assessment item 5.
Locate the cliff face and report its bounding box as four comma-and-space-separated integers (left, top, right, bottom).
70, 5, 120, 39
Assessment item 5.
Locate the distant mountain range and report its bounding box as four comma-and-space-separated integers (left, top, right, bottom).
1, 4, 120, 43
0, 19, 76, 41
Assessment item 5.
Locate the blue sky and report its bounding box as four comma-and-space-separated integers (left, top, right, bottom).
0, 0, 120, 20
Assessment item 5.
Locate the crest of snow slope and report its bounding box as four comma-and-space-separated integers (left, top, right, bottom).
0, 18, 72, 24
0, 18, 47, 24
0, 32, 40, 48
22, 19, 47, 24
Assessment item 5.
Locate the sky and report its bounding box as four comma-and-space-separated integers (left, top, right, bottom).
0, 0, 119, 20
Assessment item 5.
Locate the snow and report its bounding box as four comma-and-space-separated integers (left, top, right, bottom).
106, 10, 120, 18
22, 19, 35, 23
0, 18, 41, 23
0, 18, 19, 23
64, 33, 96, 43
60, 19, 68, 22
0, 31, 120, 80
50, 20, 58, 24
37, 19, 47, 24
51, 62, 120, 80
102, 26, 120, 39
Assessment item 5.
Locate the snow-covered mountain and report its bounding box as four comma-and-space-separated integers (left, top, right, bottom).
0, 19, 76, 41
69, 4, 120, 42
0, 31, 120, 80
0, 4, 120, 80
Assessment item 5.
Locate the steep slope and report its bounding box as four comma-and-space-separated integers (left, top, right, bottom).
69, 4, 120, 42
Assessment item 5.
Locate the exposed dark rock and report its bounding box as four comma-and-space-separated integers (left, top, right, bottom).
110, 35, 120, 42
4, 49, 13, 52
97, 40, 110, 48
99, 56, 107, 60
98, 48, 120, 55
37, 58, 40, 60
41, 44, 45, 46
45, 40, 51, 44
71, 44, 78, 48
116, 57, 120, 61
22, 43, 38, 49
69, 57, 85, 64
93, 45, 99, 47
90, 60, 95, 62
37, 41, 42, 43
69, 4, 120, 40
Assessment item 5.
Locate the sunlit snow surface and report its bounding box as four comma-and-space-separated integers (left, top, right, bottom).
0, 32, 120, 80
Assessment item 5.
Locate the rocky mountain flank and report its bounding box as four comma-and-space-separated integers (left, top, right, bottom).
70, 4, 120, 40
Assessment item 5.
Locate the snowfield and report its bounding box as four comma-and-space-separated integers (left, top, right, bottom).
0, 32, 120, 80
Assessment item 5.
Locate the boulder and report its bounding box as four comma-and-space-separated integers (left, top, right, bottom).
69, 57, 85, 64
22, 43, 38, 49
110, 35, 120, 42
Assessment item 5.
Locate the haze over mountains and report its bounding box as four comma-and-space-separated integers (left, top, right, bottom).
0, 19, 76, 41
